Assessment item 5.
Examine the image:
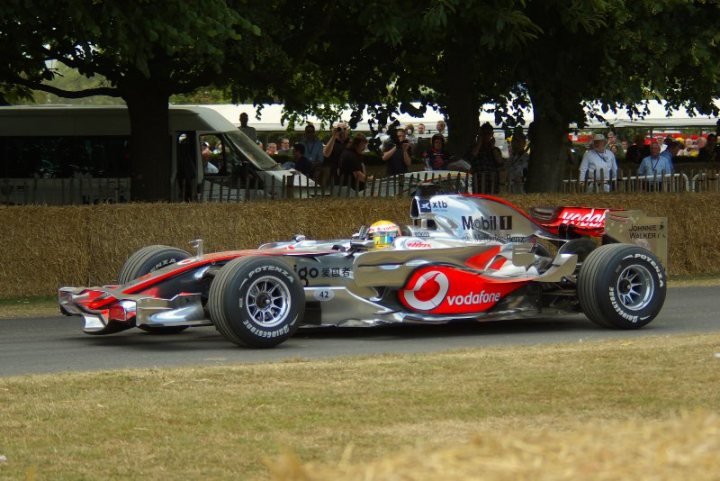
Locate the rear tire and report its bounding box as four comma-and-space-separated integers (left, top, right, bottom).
208, 257, 304, 348
118, 245, 192, 334
578, 244, 666, 329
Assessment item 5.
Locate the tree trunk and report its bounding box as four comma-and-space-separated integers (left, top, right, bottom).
526, 90, 571, 193
123, 86, 172, 202
444, 51, 480, 157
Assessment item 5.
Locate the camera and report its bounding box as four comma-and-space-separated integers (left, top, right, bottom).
336, 127, 343, 133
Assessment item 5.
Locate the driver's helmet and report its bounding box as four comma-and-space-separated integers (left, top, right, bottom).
367, 220, 400, 249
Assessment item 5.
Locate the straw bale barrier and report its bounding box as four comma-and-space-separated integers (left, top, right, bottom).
1, 193, 718, 298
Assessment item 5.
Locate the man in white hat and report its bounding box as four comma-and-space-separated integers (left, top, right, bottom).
579, 133, 618, 192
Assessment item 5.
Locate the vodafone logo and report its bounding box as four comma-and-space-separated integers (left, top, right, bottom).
403, 271, 449, 311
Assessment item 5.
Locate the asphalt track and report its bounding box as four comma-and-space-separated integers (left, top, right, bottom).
1, 286, 718, 377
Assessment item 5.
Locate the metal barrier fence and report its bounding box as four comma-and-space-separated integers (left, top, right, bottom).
562, 168, 720, 193
3, 169, 719, 205
201, 171, 479, 202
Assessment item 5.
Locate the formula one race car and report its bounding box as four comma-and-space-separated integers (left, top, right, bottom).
59, 193, 669, 348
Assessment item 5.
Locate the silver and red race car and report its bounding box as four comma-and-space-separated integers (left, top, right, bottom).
59, 193, 668, 348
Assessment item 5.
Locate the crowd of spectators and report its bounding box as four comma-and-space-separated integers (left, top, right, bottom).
234, 111, 719, 192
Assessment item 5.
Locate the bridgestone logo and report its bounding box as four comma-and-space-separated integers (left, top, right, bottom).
243, 320, 291, 338
447, 290, 501, 306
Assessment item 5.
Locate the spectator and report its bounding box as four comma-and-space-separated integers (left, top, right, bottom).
382, 127, 412, 176
682, 138, 695, 156
405, 124, 418, 146
697, 133, 719, 162
638, 142, 673, 189
507, 133, 529, 194
436, 120, 446, 137
266, 142, 278, 155
660, 140, 681, 172
201, 141, 219, 174
417, 123, 426, 135
301, 124, 324, 175
466, 122, 503, 193
278, 138, 291, 155
422, 134, 451, 170
322, 122, 349, 184
579, 133, 618, 192
607, 130, 624, 158
340, 133, 372, 190
625, 134, 649, 164
662, 135, 674, 152
239, 112, 257, 142
289, 143, 313, 178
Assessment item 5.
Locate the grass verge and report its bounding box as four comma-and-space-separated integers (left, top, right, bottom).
0, 296, 57, 320
1, 334, 719, 480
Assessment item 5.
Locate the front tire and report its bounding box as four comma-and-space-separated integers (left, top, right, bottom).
578, 244, 666, 329
118, 245, 192, 334
208, 257, 304, 348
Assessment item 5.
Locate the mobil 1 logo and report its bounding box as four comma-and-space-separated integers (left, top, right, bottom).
461, 215, 513, 231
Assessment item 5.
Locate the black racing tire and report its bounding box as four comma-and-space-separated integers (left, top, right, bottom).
578, 244, 666, 329
117, 245, 192, 334
208, 257, 304, 348
117, 245, 192, 284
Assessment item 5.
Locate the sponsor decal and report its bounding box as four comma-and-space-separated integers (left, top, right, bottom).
447, 290, 501, 306
430, 199, 449, 210
400, 265, 522, 314
628, 224, 663, 240
402, 271, 449, 310
419, 200, 432, 213
295, 265, 352, 286
413, 231, 431, 238
461, 215, 513, 231
557, 208, 608, 229
400, 239, 432, 249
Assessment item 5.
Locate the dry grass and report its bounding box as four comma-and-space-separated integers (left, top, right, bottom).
0, 334, 719, 480
1, 193, 719, 298
271, 411, 720, 481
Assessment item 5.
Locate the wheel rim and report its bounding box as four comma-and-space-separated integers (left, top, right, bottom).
245, 275, 291, 328
616, 264, 654, 311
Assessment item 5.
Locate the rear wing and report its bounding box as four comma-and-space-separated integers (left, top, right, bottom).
604, 211, 668, 267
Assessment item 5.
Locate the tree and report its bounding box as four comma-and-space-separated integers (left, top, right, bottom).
0, 0, 275, 200
293, 1, 539, 153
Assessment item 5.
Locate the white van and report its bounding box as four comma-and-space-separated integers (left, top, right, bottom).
0, 105, 314, 204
